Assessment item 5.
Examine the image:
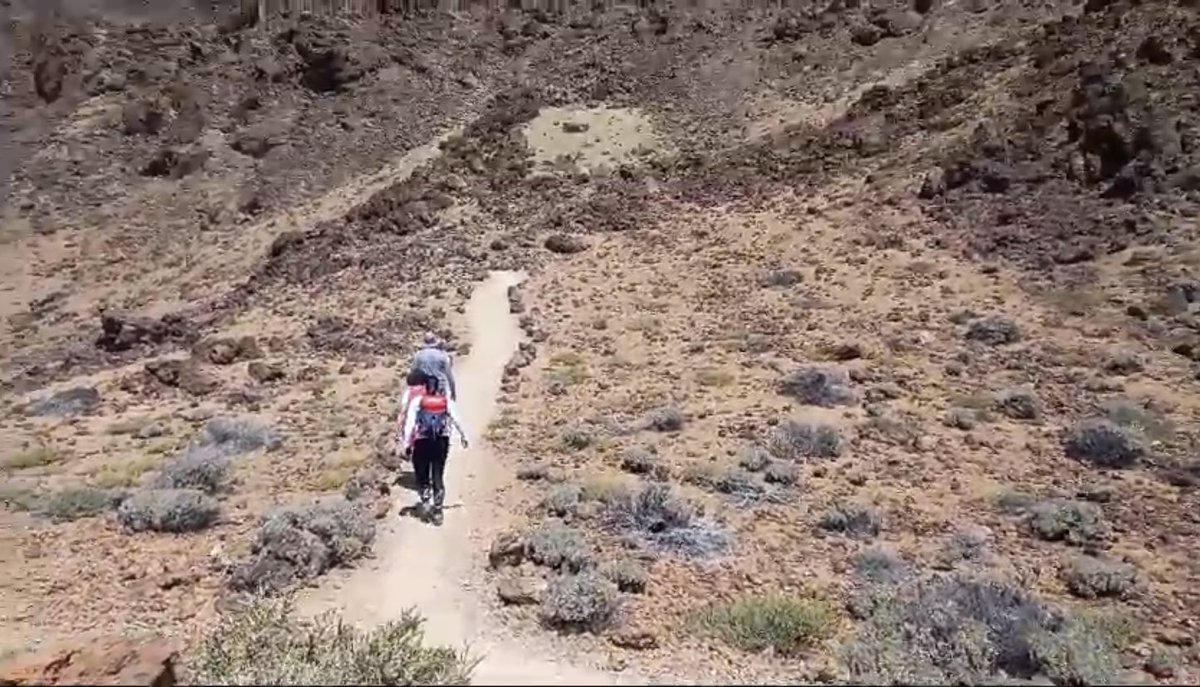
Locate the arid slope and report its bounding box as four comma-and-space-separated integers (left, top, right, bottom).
3, 0, 1200, 683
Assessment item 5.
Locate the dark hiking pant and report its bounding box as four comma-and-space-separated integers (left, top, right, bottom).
411, 435, 450, 507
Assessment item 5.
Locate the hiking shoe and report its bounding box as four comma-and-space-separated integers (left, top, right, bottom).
415, 490, 432, 518
433, 489, 446, 509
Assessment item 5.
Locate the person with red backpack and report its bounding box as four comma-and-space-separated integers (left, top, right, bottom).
400, 372, 470, 525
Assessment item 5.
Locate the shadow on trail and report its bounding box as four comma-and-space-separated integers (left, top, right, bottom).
393, 469, 420, 493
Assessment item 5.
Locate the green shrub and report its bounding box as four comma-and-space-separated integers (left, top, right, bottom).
40, 486, 123, 522
541, 484, 582, 517
539, 571, 619, 632
1060, 555, 1137, 599
600, 558, 649, 594
840, 574, 1131, 685
524, 521, 591, 571
4, 446, 60, 470
1028, 500, 1108, 545
117, 488, 219, 533
192, 597, 476, 685
689, 593, 837, 654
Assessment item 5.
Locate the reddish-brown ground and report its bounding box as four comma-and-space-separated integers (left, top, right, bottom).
2, 0, 1200, 683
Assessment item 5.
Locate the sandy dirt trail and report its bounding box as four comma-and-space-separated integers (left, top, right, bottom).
299, 271, 641, 686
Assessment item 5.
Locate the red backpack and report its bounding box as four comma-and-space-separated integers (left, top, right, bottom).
415, 394, 449, 439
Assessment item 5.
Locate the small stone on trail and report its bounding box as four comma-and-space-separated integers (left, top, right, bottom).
496, 575, 541, 606
609, 628, 659, 650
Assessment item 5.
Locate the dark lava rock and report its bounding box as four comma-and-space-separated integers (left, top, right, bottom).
544, 234, 590, 254
25, 387, 101, 417
247, 361, 285, 383
140, 147, 209, 179
193, 336, 262, 365
97, 312, 194, 352
144, 359, 218, 396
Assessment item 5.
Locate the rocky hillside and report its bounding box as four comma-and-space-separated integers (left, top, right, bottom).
2, 0, 1200, 683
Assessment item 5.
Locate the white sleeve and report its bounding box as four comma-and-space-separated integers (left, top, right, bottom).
401, 399, 420, 445
447, 399, 470, 443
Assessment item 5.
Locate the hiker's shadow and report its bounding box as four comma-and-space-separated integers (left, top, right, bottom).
394, 469, 419, 493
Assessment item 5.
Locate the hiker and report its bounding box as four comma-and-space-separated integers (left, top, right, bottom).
408, 331, 457, 401
400, 372, 469, 525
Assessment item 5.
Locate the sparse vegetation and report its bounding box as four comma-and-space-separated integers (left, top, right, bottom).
106, 416, 154, 436
1144, 648, 1179, 680
4, 445, 61, 470
738, 445, 772, 472
993, 487, 1037, 514
40, 486, 123, 522
695, 367, 735, 387
964, 314, 1021, 345
685, 463, 765, 503
1103, 398, 1174, 442
943, 527, 991, 563
643, 406, 685, 432
1102, 350, 1145, 375
841, 574, 1130, 685
561, 426, 594, 451
759, 268, 805, 288
1029, 614, 1129, 686
619, 446, 666, 479
714, 467, 766, 503
852, 548, 911, 584
1028, 500, 1109, 546
230, 499, 375, 595
149, 415, 282, 495
995, 388, 1039, 421
681, 462, 721, 488
769, 419, 842, 460
819, 503, 883, 539
153, 444, 230, 494
0, 483, 39, 512
316, 451, 367, 494
117, 488, 219, 533
603, 482, 730, 558
600, 558, 649, 593
193, 597, 477, 685
540, 571, 619, 632
7, 3, 1200, 682
89, 455, 161, 488
314, 468, 353, 492
1063, 419, 1145, 469
524, 521, 592, 571
516, 463, 550, 481
689, 593, 838, 654
341, 466, 386, 501
778, 366, 856, 407
1060, 555, 1138, 599
200, 416, 284, 454
763, 461, 800, 486
546, 351, 589, 386
580, 474, 634, 504
603, 481, 694, 532
541, 483, 583, 517
859, 408, 923, 447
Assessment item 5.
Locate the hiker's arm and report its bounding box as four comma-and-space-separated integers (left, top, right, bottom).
446, 356, 458, 401
401, 400, 420, 448
447, 399, 470, 446
395, 397, 410, 443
